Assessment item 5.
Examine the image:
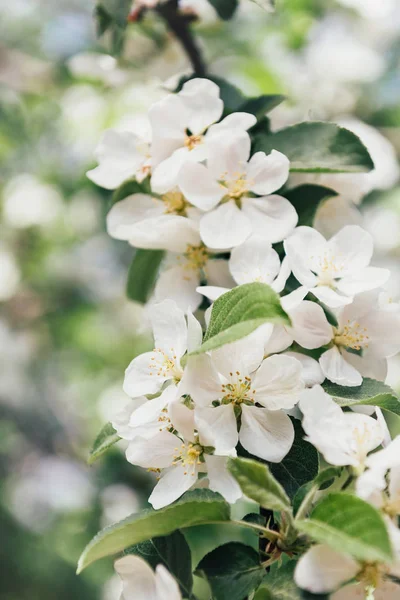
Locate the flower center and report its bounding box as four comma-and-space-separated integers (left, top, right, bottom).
221, 372, 255, 405
221, 172, 249, 201
183, 243, 209, 271
351, 422, 374, 469
334, 320, 370, 351
358, 563, 384, 599
172, 442, 203, 475
149, 348, 183, 382
184, 133, 203, 151
162, 190, 188, 216
311, 251, 344, 287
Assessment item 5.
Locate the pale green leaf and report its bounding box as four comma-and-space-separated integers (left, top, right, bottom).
323, 378, 400, 416
253, 122, 374, 173
77, 489, 230, 573
126, 249, 165, 304
192, 283, 290, 355
88, 422, 120, 465
196, 542, 264, 600
296, 492, 393, 563
228, 457, 291, 512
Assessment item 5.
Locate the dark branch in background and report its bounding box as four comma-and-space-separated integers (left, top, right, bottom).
156, 0, 207, 77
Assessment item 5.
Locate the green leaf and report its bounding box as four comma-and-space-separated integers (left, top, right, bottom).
284, 185, 338, 227
126, 249, 165, 304
239, 95, 286, 119
125, 531, 193, 597
197, 542, 264, 600
207, 0, 238, 19
250, 0, 275, 11
88, 422, 120, 465
253, 122, 374, 173
322, 378, 400, 416
270, 419, 319, 500
296, 492, 393, 563
293, 467, 342, 516
254, 561, 329, 600
192, 283, 290, 355
77, 489, 230, 573
228, 457, 291, 512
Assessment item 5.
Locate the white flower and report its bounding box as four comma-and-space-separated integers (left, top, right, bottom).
149, 78, 256, 193
87, 127, 151, 190
125, 402, 241, 508
106, 191, 201, 253
290, 293, 400, 387
284, 225, 390, 308
178, 131, 296, 249
154, 246, 234, 312
295, 521, 400, 598
180, 328, 304, 462
114, 555, 181, 600
299, 385, 384, 471
356, 436, 400, 512
123, 300, 202, 398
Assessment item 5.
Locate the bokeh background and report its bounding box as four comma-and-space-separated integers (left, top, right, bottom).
1, 0, 400, 598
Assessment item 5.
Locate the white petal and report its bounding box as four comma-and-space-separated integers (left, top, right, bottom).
114, 555, 158, 600
168, 401, 195, 441
332, 581, 400, 600
362, 310, 400, 358
299, 385, 343, 422
107, 194, 163, 240
195, 404, 238, 454
111, 397, 147, 440
196, 285, 230, 301
336, 267, 390, 297
284, 226, 326, 287
285, 352, 324, 387
211, 325, 268, 378
252, 354, 304, 410
87, 130, 142, 190
205, 455, 242, 503
148, 299, 188, 359
126, 431, 178, 468
247, 150, 290, 195
207, 112, 257, 138
328, 225, 373, 276
290, 300, 333, 350
207, 131, 251, 182
229, 235, 280, 286
127, 215, 201, 253
311, 285, 352, 308
155, 565, 181, 600
149, 464, 196, 509
319, 347, 362, 387
263, 325, 293, 354
294, 545, 358, 594
150, 148, 189, 195
178, 162, 224, 211
129, 389, 172, 427
123, 352, 166, 397
271, 256, 291, 294
281, 287, 308, 312
241, 195, 298, 243
344, 352, 387, 383
187, 311, 203, 353
87, 163, 136, 190
200, 201, 252, 250
149, 94, 187, 165
239, 405, 294, 462
154, 265, 202, 312
205, 258, 236, 289
179, 78, 223, 135
179, 354, 222, 407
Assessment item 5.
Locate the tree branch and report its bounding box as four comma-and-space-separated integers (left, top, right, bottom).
156, 0, 207, 77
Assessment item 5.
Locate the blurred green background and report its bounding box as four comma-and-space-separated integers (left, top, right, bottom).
0, 0, 399, 598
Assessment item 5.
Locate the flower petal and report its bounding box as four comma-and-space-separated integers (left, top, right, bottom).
229, 235, 281, 286
294, 545, 358, 595
208, 112, 257, 138
148, 299, 188, 359
196, 285, 230, 301
114, 555, 158, 600
328, 225, 373, 276
178, 162, 225, 211
150, 147, 189, 195
207, 131, 251, 182
311, 285, 352, 308
187, 311, 203, 353
205, 455, 242, 503
129, 388, 173, 428
284, 352, 325, 387
126, 431, 178, 468
252, 354, 304, 410
149, 464, 196, 509
290, 300, 333, 350
107, 194, 164, 240
179, 78, 223, 135
149, 94, 188, 165
155, 565, 182, 600
195, 404, 238, 455
200, 201, 252, 250
211, 326, 268, 378
179, 354, 222, 407
168, 401, 195, 441
154, 265, 202, 312
247, 150, 290, 196
284, 226, 325, 288
319, 346, 362, 386
239, 405, 294, 462
123, 351, 166, 397
205, 258, 236, 289
241, 195, 298, 244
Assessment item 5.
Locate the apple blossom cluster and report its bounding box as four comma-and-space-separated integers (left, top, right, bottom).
85, 78, 400, 600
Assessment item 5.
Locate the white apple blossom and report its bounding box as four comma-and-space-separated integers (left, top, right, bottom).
87, 126, 152, 190
125, 402, 241, 508
290, 292, 400, 386
178, 131, 296, 249
149, 78, 256, 193
114, 554, 181, 600
106, 191, 201, 253
299, 385, 384, 471
179, 327, 304, 462
123, 300, 202, 398
284, 225, 390, 308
